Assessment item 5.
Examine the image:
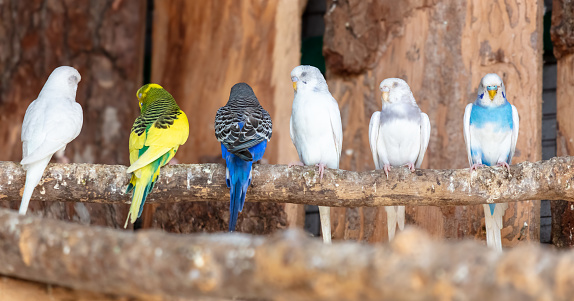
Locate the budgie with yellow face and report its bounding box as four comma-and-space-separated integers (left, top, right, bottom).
124, 84, 189, 228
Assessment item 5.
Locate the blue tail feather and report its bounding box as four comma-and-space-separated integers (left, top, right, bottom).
489, 203, 496, 215
222, 140, 267, 232
227, 155, 253, 231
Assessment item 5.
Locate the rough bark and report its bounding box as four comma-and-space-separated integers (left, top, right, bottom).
148, 0, 305, 233
1, 157, 573, 207
323, 0, 542, 244
551, 0, 574, 59
0, 0, 146, 228
0, 208, 573, 301
0, 276, 170, 301
552, 0, 574, 247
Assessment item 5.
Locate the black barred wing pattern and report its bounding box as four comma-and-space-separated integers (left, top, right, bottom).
215, 104, 272, 162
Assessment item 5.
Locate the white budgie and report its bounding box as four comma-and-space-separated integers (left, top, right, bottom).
463, 73, 519, 252
289, 65, 343, 244
19, 66, 83, 215
368, 78, 431, 241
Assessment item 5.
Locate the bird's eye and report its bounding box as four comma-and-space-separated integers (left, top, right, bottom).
302, 81, 307, 84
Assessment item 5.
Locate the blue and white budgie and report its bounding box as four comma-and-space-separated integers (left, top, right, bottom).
20, 66, 83, 215
215, 83, 272, 232
289, 65, 343, 244
463, 73, 519, 252
368, 78, 431, 241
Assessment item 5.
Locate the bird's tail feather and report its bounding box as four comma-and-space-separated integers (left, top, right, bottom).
228, 157, 252, 232
318, 206, 331, 243
20, 157, 51, 215
483, 203, 508, 252
124, 162, 161, 228
385, 205, 405, 241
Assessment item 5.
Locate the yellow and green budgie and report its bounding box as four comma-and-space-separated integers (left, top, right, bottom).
124, 84, 189, 228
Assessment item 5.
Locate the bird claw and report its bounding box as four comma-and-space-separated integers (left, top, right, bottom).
383, 164, 391, 179
497, 162, 511, 172
470, 163, 484, 171
406, 162, 415, 172
316, 163, 326, 181
288, 161, 305, 168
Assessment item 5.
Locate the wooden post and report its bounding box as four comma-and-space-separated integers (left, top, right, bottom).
148, 0, 305, 233
324, 0, 543, 244
551, 0, 574, 247
0, 0, 146, 228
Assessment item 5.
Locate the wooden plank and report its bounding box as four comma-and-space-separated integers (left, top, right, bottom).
148, 0, 305, 233
0, 0, 146, 228
324, 0, 542, 244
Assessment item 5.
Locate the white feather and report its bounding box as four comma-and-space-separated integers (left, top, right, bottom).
290, 66, 342, 244
19, 66, 83, 215
463, 103, 473, 166
369, 78, 430, 241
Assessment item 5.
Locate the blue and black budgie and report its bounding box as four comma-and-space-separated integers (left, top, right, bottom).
215, 83, 272, 231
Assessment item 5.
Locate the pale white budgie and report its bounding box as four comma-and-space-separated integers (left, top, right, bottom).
463, 73, 519, 252
19, 66, 83, 215
368, 78, 431, 241
289, 65, 343, 244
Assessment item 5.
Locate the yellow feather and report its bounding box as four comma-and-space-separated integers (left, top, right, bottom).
144, 110, 189, 147
125, 85, 189, 228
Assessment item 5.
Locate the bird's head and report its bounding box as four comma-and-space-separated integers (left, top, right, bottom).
136, 83, 174, 111
290, 65, 328, 94
227, 82, 260, 105
41, 66, 81, 99
378, 78, 415, 105
478, 73, 506, 106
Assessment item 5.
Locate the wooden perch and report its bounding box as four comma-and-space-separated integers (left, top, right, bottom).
1, 157, 574, 207
0, 208, 571, 301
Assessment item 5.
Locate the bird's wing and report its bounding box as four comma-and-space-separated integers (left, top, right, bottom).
216, 105, 272, 161
368, 111, 382, 170
21, 99, 83, 165
328, 97, 343, 165
463, 103, 473, 167
127, 110, 189, 173
415, 112, 431, 168
509, 104, 520, 163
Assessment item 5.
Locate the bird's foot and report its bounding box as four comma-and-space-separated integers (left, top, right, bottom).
168, 158, 180, 165
383, 164, 392, 178
497, 162, 510, 172
316, 163, 327, 181
406, 162, 416, 172
288, 161, 305, 168
470, 163, 484, 171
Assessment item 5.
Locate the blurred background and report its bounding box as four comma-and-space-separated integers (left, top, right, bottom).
0, 0, 572, 248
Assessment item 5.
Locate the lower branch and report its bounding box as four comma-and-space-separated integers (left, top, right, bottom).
1, 157, 574, 207
0, 208, 572, 300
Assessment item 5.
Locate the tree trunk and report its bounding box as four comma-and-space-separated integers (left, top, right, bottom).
323, 0, 542, 244
0, 0, 146, 228
551, 0, 574, 247
147, 0, 306, 233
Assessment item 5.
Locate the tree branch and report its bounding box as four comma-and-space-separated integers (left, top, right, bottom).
0, 208, 571, 300
1, 157, 573, 207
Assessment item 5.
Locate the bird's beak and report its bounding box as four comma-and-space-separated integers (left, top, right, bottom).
487, 87, 498, 100
293, 82, 297, 91
382, 91, 389, 102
